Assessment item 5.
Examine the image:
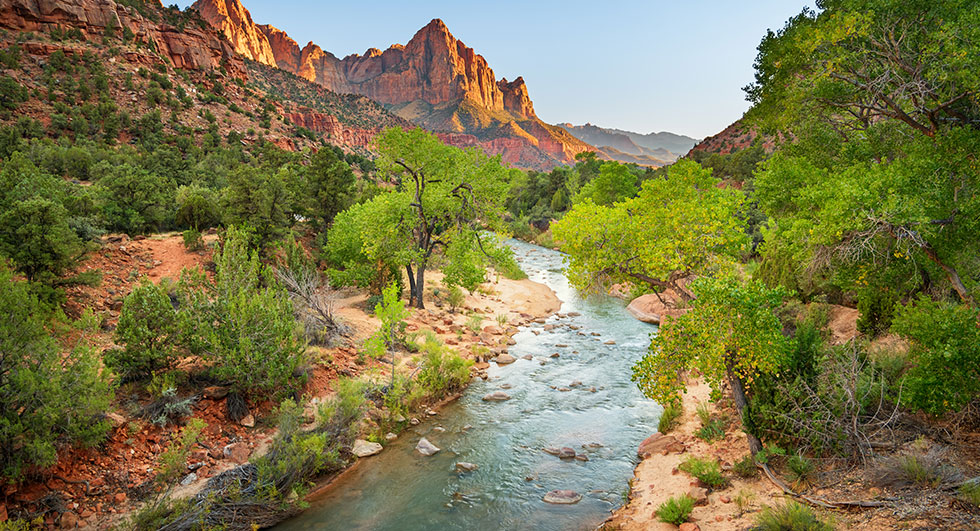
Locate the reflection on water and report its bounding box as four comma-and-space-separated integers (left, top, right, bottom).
278, 240, 661, 531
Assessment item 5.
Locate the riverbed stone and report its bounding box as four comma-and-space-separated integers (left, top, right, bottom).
352, 439, 383, 457
495, 353, 516, 364
543, 490, 582, 504
543, 447, 561, 456
569, 380, 583, 387
637, 433, 685, 457
482, 391, 511, 401
455, 462, 479, 472
558, 447, 576, 459
522, 354, 533, 360
416, 437, 440, 456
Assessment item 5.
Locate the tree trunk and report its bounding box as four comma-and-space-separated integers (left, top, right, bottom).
726, 365, 763, 455
406, 265, 417, 306
920, 243, 975, 307
414, 265, 426, 309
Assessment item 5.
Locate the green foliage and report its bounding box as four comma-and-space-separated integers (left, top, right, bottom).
657, 401, 682, 434
958, 481, 980, 507
856, 287, 898, 337
572, 160, 638, 206
175, 184, 220, 231
733, 454, 758, 478
365, 283, 409, 383
891, 297, 980, 415
301, 146, 355, 232
554, 159, 748, 295
0, 266, 113, 480
0, 197, 83, 285
753, 501, 833, 531
408, 337, 472, 407
787, 452, 814, 483
203, 227, 306, 397
634, 276, 787, 408
656, 494, 694, 525
678, 456, 726, 488
221, 166, 296, 252
109, 279, 180, 381
156, 418, 206, 484
182, 228, 204, 252
695, 402, 725, 442
95, 162, 175, 234
446, 284, 465, 313
325, 192, 410, 294
465, 313, 484, 333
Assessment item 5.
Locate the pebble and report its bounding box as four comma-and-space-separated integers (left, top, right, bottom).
543, 490, 582, 504
482, 391, 511, 401
455, 462, 479, 472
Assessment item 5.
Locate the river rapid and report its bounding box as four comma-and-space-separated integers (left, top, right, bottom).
278, 239, 662, 531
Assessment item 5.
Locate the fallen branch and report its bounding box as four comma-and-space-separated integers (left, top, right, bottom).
758, 462, 890, 509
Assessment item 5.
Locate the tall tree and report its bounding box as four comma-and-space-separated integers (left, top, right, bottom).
553, 159, 748, 300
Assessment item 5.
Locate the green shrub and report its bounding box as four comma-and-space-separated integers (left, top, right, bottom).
891, 296, 980, 415
787, 452, 814, 484
856, 287, 897, 337
408, 338, 472, 407
109, 279, 180, 381
365, 283, 409, 384
656, 494, 694, 525
446, 284, 465, 312
734, 454, 758, 478
695, 402, 725, 442
958, 481, 980, 507
156, 418, 205, 484
182, 228, 204, 251
465, 313, 483, 333
679, 456, 726, 488
0, 267, 113, 480
754, 501, 833, 531
658, 401, 682, 434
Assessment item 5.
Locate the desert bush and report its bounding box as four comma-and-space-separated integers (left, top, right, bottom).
656, 494, 694, 525
679, 456, 726, 488
754, 501, 833, 531
465, 313, 483, 333
156, 418, 206, 484
174, 184, 220, 231
695, 402, 725, 442
734, 454, 758, 478
787, 452, 814, 484
141, 387, 195, 427
658, 401, 682, 434
109, 279, 180, 381
275, 234, 348, 346
891, 296, 980, 416
181, 228, 204, 252
875, 452, 961, 489
959, 481, 980, 507
0, 267, 113, 480
446, 284, 465, 312
407, 338, 472, 408
856, 287, 897, 337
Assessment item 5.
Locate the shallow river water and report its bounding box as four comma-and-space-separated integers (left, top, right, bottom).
278, 240, 662, 531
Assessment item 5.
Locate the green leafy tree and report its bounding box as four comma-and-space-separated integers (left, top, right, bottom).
572, 161, 638, 206
221, 166, 295, 252
95, 162, 175, 234
892, 297, 980, 415
175, 184, 221, 231
0, 197, 83, 285
108, 279, 181, 381
360, 127, 513, 308
553, 159, 748, 300
0, 265, 113, 480
633, 276, 788, 453
747, 0, 980, 306
365, 283, 410, 385
303, 147, 355, 233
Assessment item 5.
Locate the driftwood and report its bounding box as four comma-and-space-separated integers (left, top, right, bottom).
759, 462, 891, 509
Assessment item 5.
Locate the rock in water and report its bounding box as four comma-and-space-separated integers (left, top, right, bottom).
455, 462, 479, 472
352, 439, 383, 457
543, 490, 582, 504
558, 447, 577, 459
482, 391, 511, 401
495, 353, 516, 364
416, 437, 440, 456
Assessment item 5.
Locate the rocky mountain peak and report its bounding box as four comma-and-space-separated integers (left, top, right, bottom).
191, 0, 276, 67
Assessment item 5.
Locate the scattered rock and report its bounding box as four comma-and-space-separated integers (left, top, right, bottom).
427, 409, 438, 416
575, 454, 589, 462
239, 414, 255, 427
688, 486, 708, 506
352, 439, 384, 457
416, 437, 440, 456
410, 418, 420, 425
385, 432, 398, 441
60, 511, 79, 529
558, 447, 577, 459
203, 386, 229, 399
555, 343, 568, 348
455, 462, 478, 472
223, 442, 250, 464
482, 325, 503, 335
495, 353, 516, 365
482, 391, 511, 401
180, 472, 198, 486
500, 383, 512, 389
521, 354, 533, 360
543, 447, 561, 456
678, 523, 701, 531
113, 492, 127, 503
637, 433, 685, 457
543, 490, 582, 504
569, 380, 583, 387
549, 353, 560, 358
603, 340, 616, 345
558, 387, 570, 392
433, 426, 446, 433
105, 412, 127, 427
566, 312, 581, 317
588, 386, 597, 393
719, 494, 731, 504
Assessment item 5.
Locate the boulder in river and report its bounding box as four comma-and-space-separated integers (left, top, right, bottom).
416, 437, 440, 456
455, 462, 479, 472
558, 447, 577, 459
482, 391, 511, 401
495, 353, 516, 365
543, 490, 582, 504
352, 439, 383, 457
543, 447, 561, 456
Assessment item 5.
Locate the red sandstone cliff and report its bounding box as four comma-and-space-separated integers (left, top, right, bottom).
192, 0, 592, 169
0, 0, 245, 77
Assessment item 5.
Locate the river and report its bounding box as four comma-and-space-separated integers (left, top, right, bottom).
278, 239, 662, 531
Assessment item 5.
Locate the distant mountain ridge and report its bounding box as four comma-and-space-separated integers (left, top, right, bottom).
559, 123, 698, 166
192, 0, 592, 170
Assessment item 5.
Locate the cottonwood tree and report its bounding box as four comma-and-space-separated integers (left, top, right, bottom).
553, 159, 748, 301
748, 0, 980, 306
633, 276, 788, 454
331, 127, 513, 308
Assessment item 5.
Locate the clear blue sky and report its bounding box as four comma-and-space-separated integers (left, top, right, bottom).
175, 0, 813, 139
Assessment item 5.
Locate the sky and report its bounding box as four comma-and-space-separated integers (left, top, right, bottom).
174, 0, 814, 139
